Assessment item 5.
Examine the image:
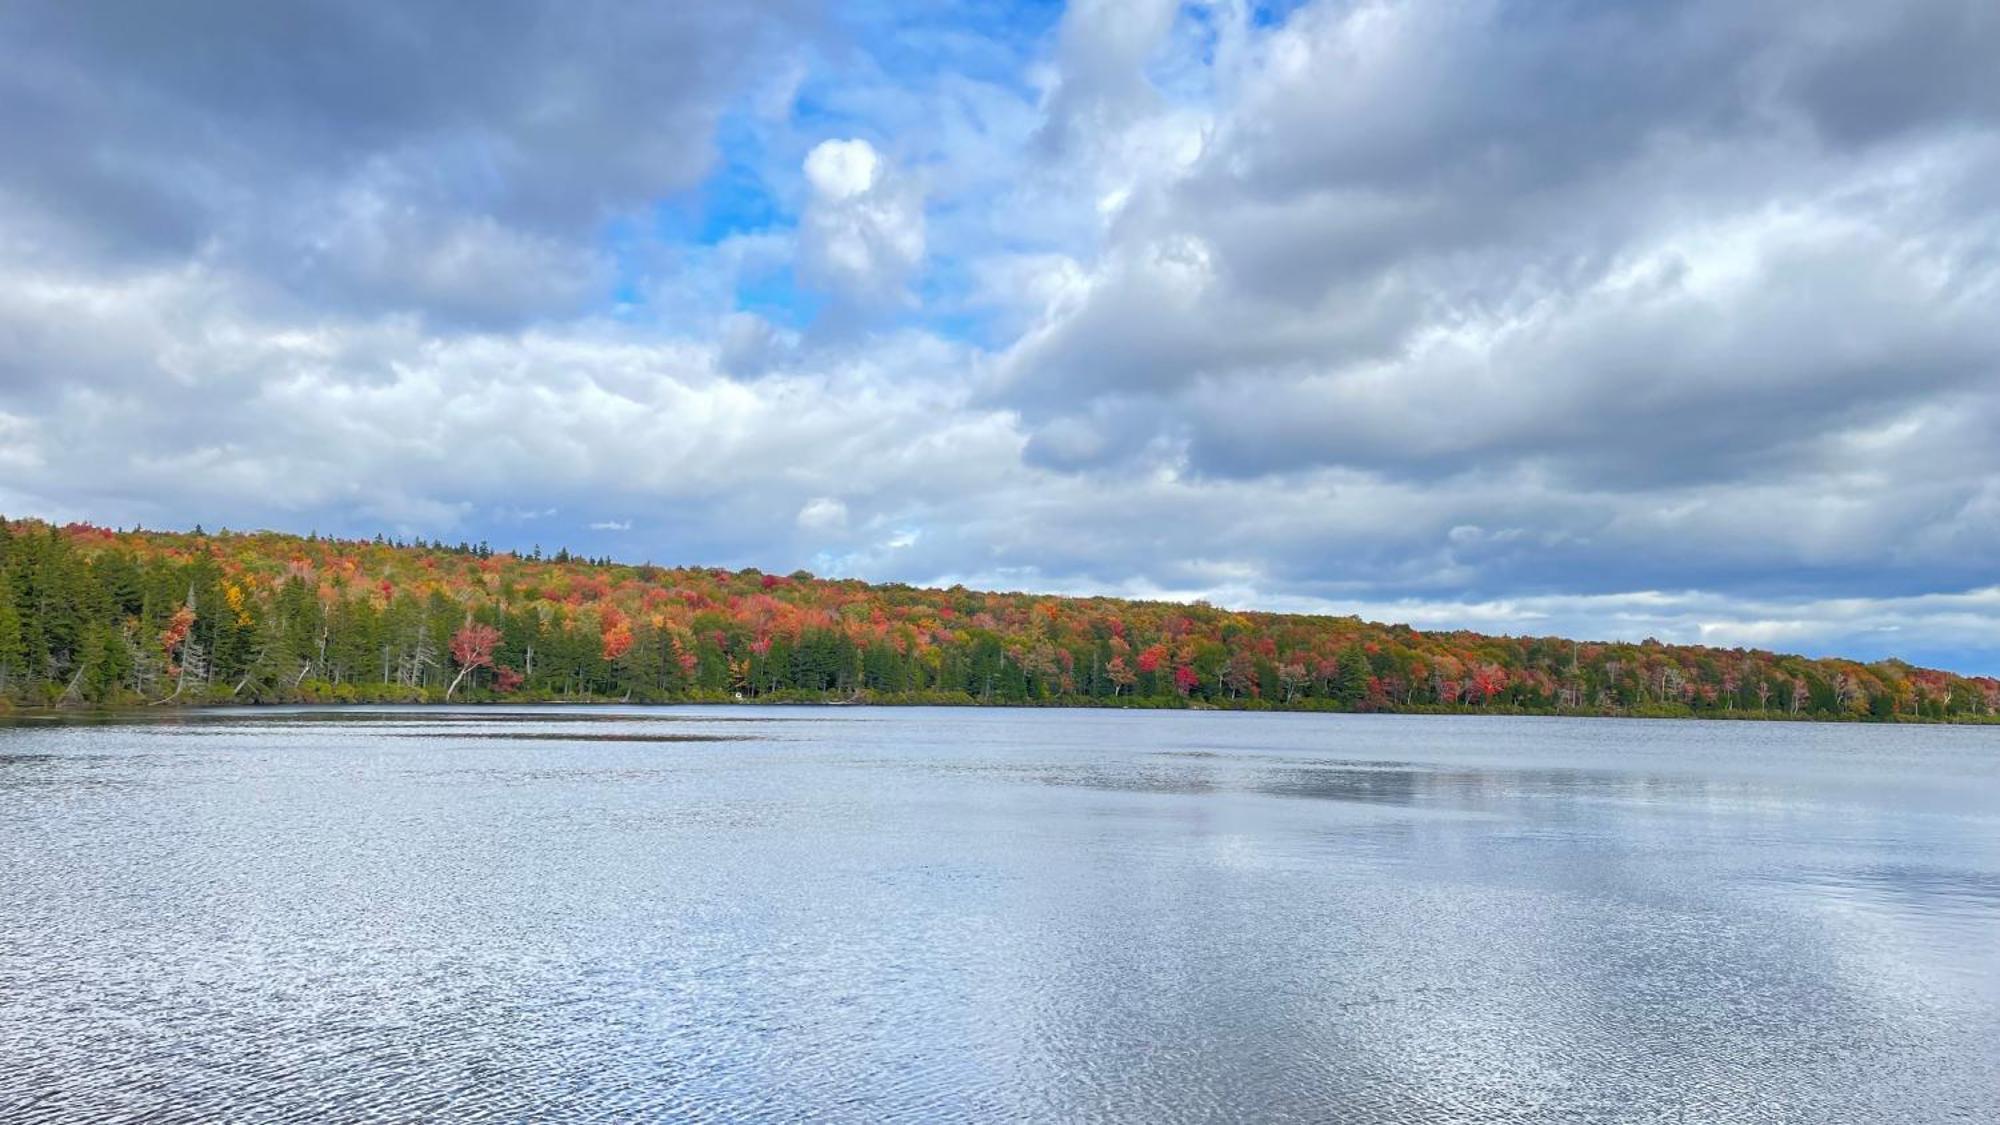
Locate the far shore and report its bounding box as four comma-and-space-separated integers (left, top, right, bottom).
6, 693, 1997, 726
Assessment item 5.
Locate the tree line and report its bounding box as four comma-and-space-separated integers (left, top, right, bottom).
2, 517, 1994, 721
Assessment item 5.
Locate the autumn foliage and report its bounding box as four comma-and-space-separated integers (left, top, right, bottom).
158, 604, 196, 675
445, 621, 501, 699
2, 514, 1996, 721
451, 622, 501, 671
599, 607, 633, 663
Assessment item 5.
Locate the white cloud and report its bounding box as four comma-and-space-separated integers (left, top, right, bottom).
798, 138, 925, 308
804, 139, 884, 200
796, 497, 849, 532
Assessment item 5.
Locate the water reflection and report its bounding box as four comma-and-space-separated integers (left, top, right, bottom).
1, 708, 1996, 1122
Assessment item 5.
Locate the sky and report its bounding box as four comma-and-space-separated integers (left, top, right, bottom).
2, 1, 1999, 671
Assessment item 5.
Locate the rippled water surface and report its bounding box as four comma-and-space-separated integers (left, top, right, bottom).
3, 707, 1997, 1122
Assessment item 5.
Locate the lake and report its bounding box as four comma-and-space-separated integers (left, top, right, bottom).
2, 707, 1996, 1122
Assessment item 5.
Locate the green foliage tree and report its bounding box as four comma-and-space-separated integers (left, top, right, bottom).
0, 515, 1995, 721
0, 573, 24, 690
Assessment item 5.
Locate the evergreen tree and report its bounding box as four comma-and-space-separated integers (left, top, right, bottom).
0, 515, 1990, 720
1336, 645, 1370, 708
0, 573, 23, 690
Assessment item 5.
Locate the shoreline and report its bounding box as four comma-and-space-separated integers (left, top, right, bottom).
6, 694, 1997, 726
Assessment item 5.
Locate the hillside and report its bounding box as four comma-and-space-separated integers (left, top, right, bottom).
0, 516, 1991, 720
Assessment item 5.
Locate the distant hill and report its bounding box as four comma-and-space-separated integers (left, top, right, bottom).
0, 516, 1992, 720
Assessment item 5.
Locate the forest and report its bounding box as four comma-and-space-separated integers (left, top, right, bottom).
1, 516, 1994, 720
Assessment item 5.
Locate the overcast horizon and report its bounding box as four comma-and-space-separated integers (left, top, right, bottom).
3, 1, 1999, 672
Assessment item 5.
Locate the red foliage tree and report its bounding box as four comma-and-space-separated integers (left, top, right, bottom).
599, 607, 634, 662
1106, 655, 1135, 695
446, 622, 501, 698
159, 604, 196, 676
1469, 664, 1508, 703
18, 517, 1995, 720
602, 622, 634, 663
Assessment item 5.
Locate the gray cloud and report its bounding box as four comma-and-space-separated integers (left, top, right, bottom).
1780, 2, 2000, 146
1181, 203, 2000, 486
1034, 0, 1182, 157
0, 0, 815, 322
1001, 1, 2000, 407
985, 0, 2000, 606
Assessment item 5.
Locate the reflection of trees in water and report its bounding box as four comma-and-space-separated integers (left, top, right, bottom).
1250, 764, 1774, 818
1028, 757, 1771, 814
1251, 765, 1427, 807
1026, 762, 1226, 797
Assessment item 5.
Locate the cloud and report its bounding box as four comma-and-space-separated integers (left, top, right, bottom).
717, 311, 787, 377
0, 1, 816, 324
995, 1, 2000, 449
589, 520, 633, 532
0, 253, 1024, 550
804, 139, 884, 200
798, 138, 926, 308
796, 497, 849, 532
1034, 0, 1182, 157
1179, 203, 2000, 486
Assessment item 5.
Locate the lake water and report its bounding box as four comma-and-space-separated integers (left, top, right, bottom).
2, 707, 1996, 1122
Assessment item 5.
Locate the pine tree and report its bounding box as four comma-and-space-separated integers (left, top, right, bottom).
1336, 644, 1370, 708
0, 575, 23, 691
78, 622, 132, 703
